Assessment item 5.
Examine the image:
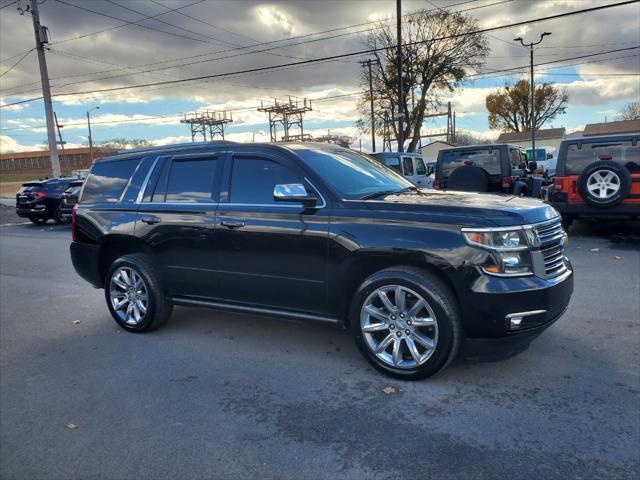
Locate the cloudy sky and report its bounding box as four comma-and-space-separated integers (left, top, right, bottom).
0, 0, 639, 153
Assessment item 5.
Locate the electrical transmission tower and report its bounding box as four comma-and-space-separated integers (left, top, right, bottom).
181, 111, 233, 142
258, 97, 312, 142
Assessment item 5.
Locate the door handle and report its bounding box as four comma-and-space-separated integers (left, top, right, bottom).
220, 219, 245, 229
140, 216, 161, 225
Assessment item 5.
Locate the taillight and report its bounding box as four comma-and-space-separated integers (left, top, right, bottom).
501, 176, 513, 190
433, 179, 441, 189
553, 177, 563, 192
72, 204, 78, 241
32, 191, 46, 200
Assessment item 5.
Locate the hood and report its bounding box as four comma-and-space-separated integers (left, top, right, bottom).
364, 189, 558, 227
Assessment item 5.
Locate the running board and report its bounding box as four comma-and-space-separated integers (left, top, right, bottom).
171, 296, 340, 325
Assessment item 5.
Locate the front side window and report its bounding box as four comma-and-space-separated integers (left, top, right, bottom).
402, 157, 414, 176
566, 140, 640, 174
510, 149, 523, 170
440, 149, 501, 177
230, 158, 301, 204
164, 158, 218, 202
295, 147, 413, 200
415, 158, 427, 176
82, 158, 140, 203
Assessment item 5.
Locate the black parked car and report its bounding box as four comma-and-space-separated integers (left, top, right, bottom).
58, 180, 84, 223
434, 144, 544, 197
16, 177, 78, 224
70, 142, 573, 379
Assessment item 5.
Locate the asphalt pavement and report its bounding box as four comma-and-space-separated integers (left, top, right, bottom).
0, 219, 638, 480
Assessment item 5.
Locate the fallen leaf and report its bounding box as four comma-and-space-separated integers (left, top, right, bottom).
383, 386, 396, 394
425, 408, 442, 417
72, 320, 81, 325
590, 248, 600, 253
65, 422, 77, 429
613, 256, 621, 260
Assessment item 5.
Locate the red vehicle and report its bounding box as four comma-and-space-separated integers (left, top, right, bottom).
549, 134, 640, 228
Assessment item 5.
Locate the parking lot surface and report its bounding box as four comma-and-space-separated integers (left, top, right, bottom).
1, 219, 638, 479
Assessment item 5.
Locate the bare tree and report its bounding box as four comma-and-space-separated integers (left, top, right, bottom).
618, 101, 640, 120
357, 8, 489, 152
99, 138, 154, 149
485, 80, 568, 132
454, 130, 495, 146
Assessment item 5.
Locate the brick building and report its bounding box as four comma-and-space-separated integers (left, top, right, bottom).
0, 147, 116, 176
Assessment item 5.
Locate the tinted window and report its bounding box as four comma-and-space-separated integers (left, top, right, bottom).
230, 158, 301, 204
510, 149, 523, 170
165, 158, 217, 202
415, 158, 427, 176
296, 148, 413, 200
82, 158, 140, 203
402, 157, 414, 176
566, 141, 640, 174
384, 157, 401, 173
440, 149, 501, 177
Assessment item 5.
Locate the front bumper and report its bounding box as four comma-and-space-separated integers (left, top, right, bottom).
459, 264, 573, 340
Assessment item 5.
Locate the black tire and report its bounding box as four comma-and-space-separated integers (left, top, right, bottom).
447, 165, 489, 192
104, 253, 172, 332
54, 206, 71, 224
349, 266, 461, 380
28, 216, 47, 225
577, 160, 631, 208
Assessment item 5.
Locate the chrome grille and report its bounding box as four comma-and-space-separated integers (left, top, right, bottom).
536, 218, 567, 277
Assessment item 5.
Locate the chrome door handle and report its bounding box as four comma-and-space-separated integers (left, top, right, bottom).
140, 216, 161, 225
220, 219, 245, 229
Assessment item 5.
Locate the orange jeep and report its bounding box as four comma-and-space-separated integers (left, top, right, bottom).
550, 134, 639, 228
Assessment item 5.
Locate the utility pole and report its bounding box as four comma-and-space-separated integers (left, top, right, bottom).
86, 106, 99, 163
54, 112, 66, 165
361, 59, 376, 152
514, 32, 552, 158
396, 0, 404, 152
23, 0, 60, 178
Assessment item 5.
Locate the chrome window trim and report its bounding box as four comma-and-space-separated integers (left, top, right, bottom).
117, 157, 145, 204
135, 157, 161, 204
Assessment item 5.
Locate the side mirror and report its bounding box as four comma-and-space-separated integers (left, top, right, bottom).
273, 183, 317, 208
529, 161, 538, 171
546, 153, 553, 160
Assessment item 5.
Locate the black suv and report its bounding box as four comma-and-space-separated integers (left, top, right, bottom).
58, 180, 84, 222
70, 142, 573, 379
434, 144, 544, 197
16, 177, 77, 224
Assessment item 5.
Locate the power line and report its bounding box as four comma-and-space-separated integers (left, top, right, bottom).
1, 0, 637, 107
0, 48, 34, 78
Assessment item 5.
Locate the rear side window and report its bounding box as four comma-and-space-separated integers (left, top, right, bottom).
230, 158, 301, 205
402, 157, 414, 176
384, 157, 401, 173
440, 149, 501, 177
510, 149, 524, 170
566, 141, 640, 174
415, 158, 427, 176
164, 158, 217, 203
82, 159, 140, 203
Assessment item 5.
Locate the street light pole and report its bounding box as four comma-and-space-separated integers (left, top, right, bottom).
86, 106, 99, 163
514, 32, 551, 158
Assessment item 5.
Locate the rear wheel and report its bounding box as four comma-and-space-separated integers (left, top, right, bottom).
28, 216, 47, 225
561, 215, 574, 230
105, 254, 172, 332
350, 266, 461, 380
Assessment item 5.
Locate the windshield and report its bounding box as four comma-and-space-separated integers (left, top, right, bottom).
295, 147, 414, 199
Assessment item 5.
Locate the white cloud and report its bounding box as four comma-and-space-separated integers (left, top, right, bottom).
256, 6, 296, 35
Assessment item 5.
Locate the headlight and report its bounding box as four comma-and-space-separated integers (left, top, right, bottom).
462, 227, 537, 277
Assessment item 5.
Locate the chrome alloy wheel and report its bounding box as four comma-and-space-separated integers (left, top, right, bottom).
586, 169, 621, 199
360, 285, 438, 368
109, 267, 148, 326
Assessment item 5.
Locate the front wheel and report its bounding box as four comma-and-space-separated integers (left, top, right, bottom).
350, 266, 461, 380
105, 254, 172, 332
